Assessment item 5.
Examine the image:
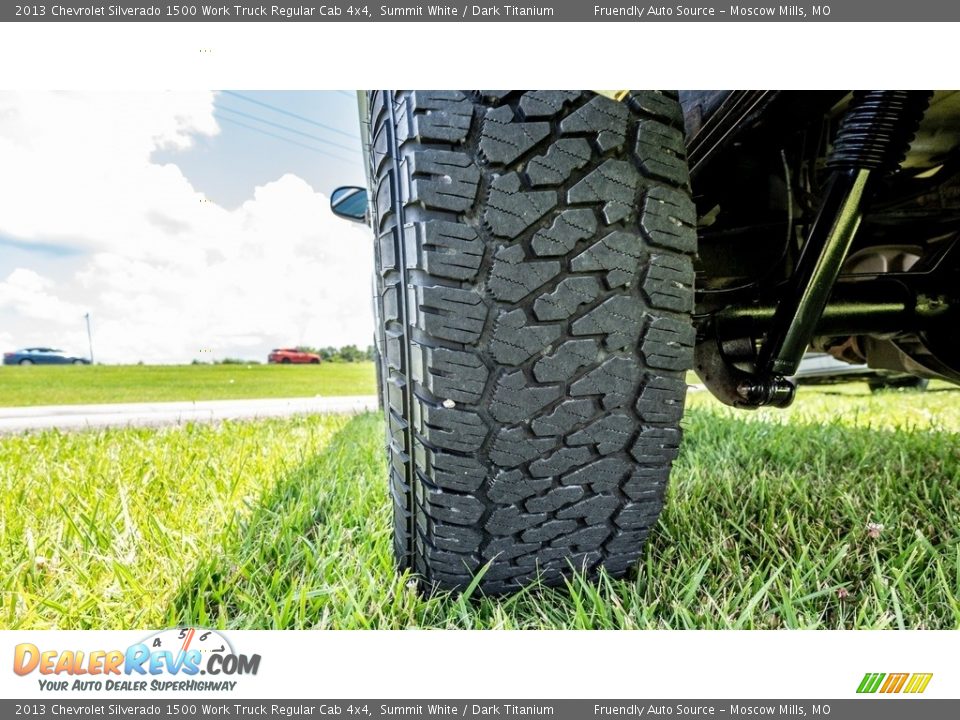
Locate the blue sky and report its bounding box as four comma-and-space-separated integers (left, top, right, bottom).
0, 91, 374, 363
152, 91, 366, 208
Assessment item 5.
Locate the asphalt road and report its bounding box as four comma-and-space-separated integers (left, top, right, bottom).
0, 395, 379, 433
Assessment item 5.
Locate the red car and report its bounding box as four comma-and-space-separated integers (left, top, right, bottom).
267, 348, 321, 364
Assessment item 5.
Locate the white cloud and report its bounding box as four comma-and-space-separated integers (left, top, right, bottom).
0, 92, 374, 363
0, 268, 87, 323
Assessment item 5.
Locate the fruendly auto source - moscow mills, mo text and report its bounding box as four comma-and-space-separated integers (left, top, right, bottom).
594, 4, 828, 17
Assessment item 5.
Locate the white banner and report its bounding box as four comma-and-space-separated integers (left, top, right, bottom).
1, 630, 954, 699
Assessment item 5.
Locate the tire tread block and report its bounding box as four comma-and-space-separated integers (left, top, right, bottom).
531, 209, 598, 257
489, 244, 561, 303
409, 150, 481, 212
480, 105, 551, 165
526, 138, 592, 187
409, 91, 474, 144
490, 309, 561, 366
485, 173, 558, 239
490, 370, 562, 424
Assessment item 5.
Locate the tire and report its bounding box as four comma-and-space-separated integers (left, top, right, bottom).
310, 359, 321, 364
281, 358, 292, 364
73, 360, 85, 365
19, 359, 33, 366
369, 91, 697, 594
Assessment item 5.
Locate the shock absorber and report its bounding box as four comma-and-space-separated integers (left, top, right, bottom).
745, 91, 932, 406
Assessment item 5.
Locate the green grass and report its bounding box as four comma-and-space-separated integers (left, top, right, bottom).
1, 383, 958, 629
0, 363, 376, 407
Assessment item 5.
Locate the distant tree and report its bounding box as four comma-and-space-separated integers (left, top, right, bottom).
339, 344, 364, 363
294, 344, 377, 362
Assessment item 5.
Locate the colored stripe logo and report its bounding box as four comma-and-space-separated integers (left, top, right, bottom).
857, 672, 933, 694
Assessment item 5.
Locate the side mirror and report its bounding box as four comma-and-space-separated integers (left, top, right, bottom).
330, 186, 369, 223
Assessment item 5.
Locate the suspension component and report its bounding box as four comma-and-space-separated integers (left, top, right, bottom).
696, 91, 936, 409
826, 91, 933, 172
698, 237, 959, 407
756, 91, 933, 382
715, 274, 953, 338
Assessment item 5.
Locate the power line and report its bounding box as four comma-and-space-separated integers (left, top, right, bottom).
213, 114, 356, 165
214, 113, 355, 163
214, 104, 362, 155
220, 90, 358, 140
215, 104, 361, 154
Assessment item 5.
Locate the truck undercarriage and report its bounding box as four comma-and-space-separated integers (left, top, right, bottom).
685, 90, 959, 407
330, 90, 959, 593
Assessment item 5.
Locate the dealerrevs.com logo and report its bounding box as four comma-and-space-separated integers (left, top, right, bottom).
13, 628, 261, 692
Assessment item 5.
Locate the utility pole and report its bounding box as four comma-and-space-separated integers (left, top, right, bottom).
84, 313, 94, 364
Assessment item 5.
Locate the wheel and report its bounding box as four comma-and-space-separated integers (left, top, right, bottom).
868, 375, 929, 392
19, 359, 33, 366
310, 358, 320, 364
73, 359, 85, 365
369, 91, 696, 594
281, 358, 292, 364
